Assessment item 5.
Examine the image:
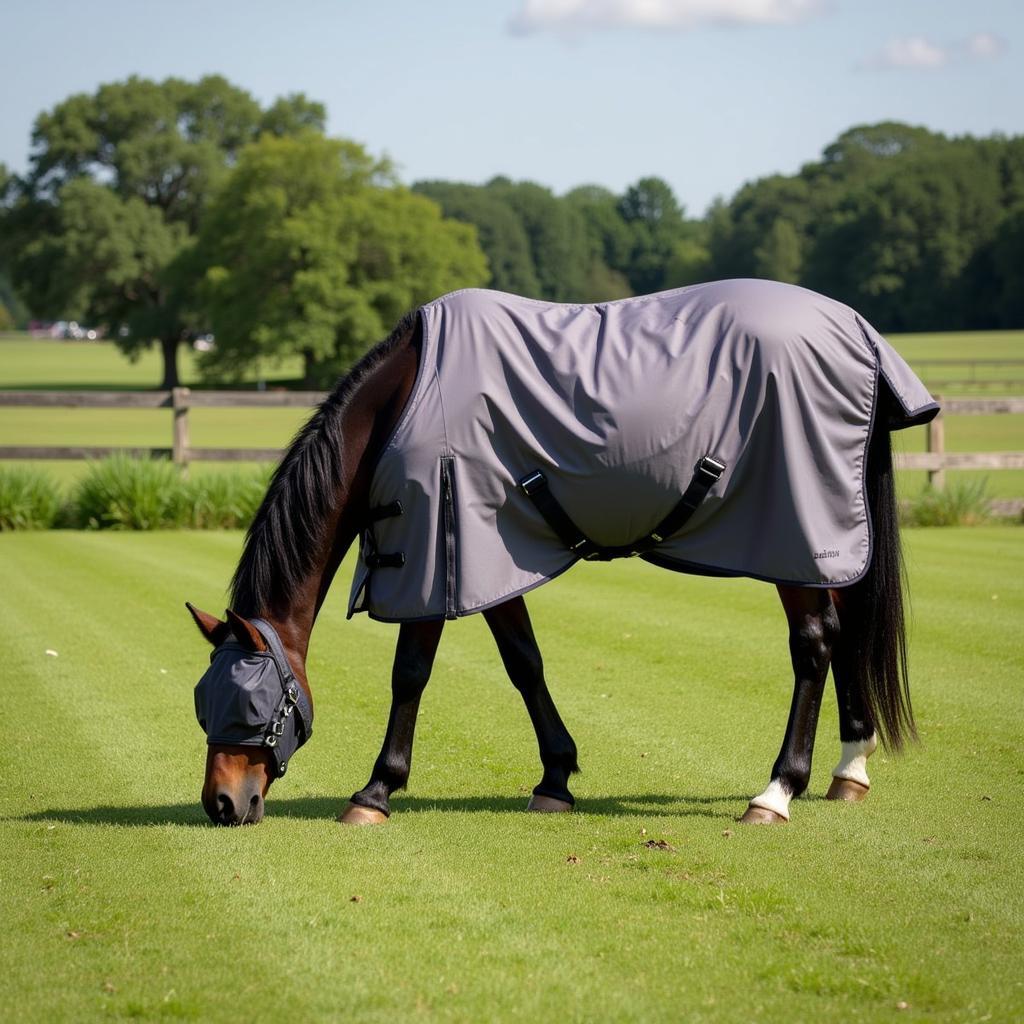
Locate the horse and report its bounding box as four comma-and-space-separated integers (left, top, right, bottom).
189, 279, 939, 828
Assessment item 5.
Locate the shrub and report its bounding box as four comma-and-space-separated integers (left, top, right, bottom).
901, 478, 992, 527
0, 467, 62, 530
186, 466, 273, 529
71, 454, 190, 530
68, 457, 274, 530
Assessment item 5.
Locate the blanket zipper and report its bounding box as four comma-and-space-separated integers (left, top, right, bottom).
440, 456, 458, 619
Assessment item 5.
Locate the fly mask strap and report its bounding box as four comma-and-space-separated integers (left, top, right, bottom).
249, 618, 314, 775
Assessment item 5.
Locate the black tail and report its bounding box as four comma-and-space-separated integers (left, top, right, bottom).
839, 423, 916, 751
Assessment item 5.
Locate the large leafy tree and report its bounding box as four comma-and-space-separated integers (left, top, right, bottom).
413, 181, 540, 296
804, 141, 1005, 329
5, 75, 326, 387
562, 185, 634, 301
616, 176, 689, 295
191, 133, 488, 386
481, 178, 592, 302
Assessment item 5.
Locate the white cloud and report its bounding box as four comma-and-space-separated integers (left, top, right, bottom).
964, 31, 1008, 60
507, 0, 824, 36
859, 31, 1009, 71
860, 35, 949, 70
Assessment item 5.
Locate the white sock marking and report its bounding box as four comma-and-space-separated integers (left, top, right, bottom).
748, 778, 792, 820
832, 733, 878, 788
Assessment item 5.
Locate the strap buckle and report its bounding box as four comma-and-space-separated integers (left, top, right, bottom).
694, 455, 726, 487
519, 470, 546, 497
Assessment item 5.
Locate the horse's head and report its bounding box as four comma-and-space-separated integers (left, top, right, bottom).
187, 605, 313, 826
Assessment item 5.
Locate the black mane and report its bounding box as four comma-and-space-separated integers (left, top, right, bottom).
230, 311, 418, 616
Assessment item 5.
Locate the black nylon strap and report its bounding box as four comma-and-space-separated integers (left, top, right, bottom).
368, 500, 404, 523
250, 617, 314, 773
644, 455, 726, 545
519, 470, 599, 558
366, 552, 406, 569
518, 455, 726, 562
362, 501, 406, 572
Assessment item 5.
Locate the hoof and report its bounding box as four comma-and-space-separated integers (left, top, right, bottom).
338, 801, 389, 825
527, 794, 573, 813
738, 804, 788, 825
826, 776, 870, 802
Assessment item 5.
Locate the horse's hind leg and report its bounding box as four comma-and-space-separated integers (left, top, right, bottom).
484, 597, 579, 813
339, 620, 444, 824
740, 586, 839, 824
826, 589, 878, 802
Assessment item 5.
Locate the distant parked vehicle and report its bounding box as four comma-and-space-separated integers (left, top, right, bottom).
62, 320, 101, 340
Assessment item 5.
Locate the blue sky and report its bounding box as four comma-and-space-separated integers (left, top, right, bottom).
2, 0, 1021, 216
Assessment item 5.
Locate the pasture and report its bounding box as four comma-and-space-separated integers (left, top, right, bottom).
2, 528, 1022, 1022
2, 331, 1023, 497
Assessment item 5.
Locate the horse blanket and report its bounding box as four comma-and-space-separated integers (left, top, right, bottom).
348, 279, 938, 623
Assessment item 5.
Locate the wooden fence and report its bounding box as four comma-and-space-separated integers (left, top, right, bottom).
911, 358, 1024, 391
897, 396, 1024, 490
0, 389, 1022, 491
0, 388, 325, 465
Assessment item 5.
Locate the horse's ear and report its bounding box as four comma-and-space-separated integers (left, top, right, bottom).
186, 602, 230, 647
225, 609, 268, 653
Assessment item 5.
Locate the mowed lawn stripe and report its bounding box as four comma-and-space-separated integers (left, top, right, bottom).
0, 535, 354, 1020
2, 530, 1022, 1022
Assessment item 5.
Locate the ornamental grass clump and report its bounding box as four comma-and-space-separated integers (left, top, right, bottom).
72, 454, 190, 530
0, 467, 62, 530
902, 478, 991, 527
186, 466, 273, 529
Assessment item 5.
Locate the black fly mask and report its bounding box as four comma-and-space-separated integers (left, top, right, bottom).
194, 618, 313, 777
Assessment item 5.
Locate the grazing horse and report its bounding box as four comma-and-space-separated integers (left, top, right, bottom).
189, 279, 938, 827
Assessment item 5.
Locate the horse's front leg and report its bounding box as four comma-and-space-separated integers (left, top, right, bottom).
740, 586, 839, 824
484, 597, 579, 812
339, 620, 444, 824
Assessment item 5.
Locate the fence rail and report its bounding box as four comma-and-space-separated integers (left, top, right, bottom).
0, 390, 1021, 491
912, 358, 1024, 390
0, 388, 328, 467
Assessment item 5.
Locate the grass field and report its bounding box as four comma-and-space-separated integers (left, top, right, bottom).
0, 333, 304, 390
2, 528, 1022, 1022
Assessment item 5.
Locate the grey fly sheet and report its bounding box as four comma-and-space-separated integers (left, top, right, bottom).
348, 279, 938, 623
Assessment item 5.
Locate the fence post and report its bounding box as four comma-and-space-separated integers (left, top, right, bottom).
172, 387, 191, 472
926, 396, 945, 491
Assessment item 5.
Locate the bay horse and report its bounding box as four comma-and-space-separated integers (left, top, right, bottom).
189, 281, 938, 827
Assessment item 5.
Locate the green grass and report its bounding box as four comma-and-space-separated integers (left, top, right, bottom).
0, 333, 303, 389
889, 329, 1024, 393
2, 530, 1022, 1022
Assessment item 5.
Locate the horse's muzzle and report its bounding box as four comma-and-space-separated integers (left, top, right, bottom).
204, 783, 265, 826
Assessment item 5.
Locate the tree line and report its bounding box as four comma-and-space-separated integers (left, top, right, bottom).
415, 123, 1024, 335
1, 76, 1021, 390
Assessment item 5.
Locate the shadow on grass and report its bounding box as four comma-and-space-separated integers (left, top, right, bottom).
13, 792, 756, 828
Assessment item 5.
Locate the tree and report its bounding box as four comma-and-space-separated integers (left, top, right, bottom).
804, 140, 1005, 330
754, 217, 802, 283
191, 133, 489, 386
6, 75, 325, 387
413, 181, 541, 295
989, 206, 1024, 327
617, 177, 687, 294
482, 179, 592, 301
563, 185, 634, 300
